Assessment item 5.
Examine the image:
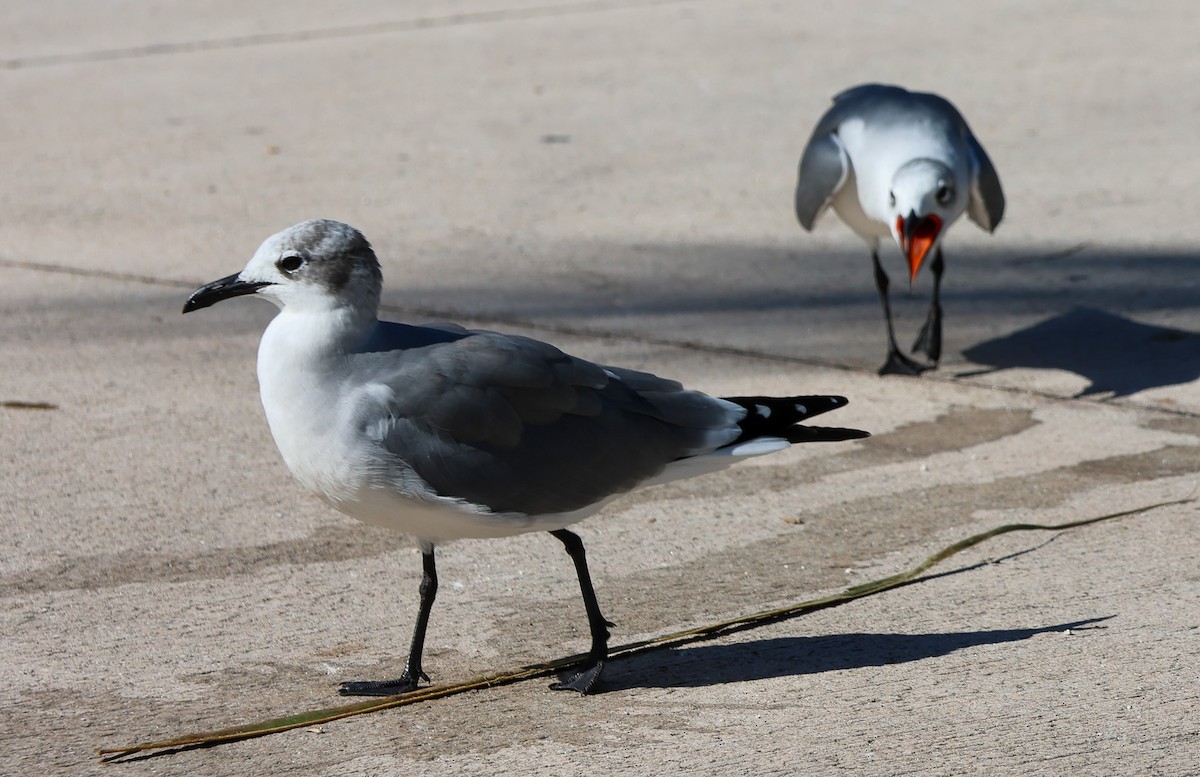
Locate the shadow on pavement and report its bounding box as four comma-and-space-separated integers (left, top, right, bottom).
604, 616, 1112, 691
397, 243, 1200, 321
960, 307, 1200, 397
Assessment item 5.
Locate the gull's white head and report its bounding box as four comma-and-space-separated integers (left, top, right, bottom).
183, 219, 383, 315
885, 159, 964, 283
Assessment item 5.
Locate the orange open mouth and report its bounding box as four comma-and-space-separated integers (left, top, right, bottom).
896, 214, 942, 283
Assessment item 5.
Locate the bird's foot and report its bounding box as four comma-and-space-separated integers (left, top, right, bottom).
338, 669, 427, 697
878, 349, 932, 376
550, 658, 606, 695
911, 307, 943, 363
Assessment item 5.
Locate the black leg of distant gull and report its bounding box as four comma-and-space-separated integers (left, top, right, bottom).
912, 248, 944, 364
873, 251, 928, 375
339, 549, 439, 696
549, 529, 613, 694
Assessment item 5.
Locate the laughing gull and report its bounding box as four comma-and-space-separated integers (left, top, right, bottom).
183, 219, 868, 695
795, 83, 1005, 375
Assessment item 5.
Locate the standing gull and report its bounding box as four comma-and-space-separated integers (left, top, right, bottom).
183, 219, 868, 695
795, 83, 1005, 375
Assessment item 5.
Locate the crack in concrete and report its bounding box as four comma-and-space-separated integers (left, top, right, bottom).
0, 0, 692, 70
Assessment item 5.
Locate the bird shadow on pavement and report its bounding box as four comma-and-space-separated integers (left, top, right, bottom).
958, 307, 1200, 397
602, 616, 1112, 691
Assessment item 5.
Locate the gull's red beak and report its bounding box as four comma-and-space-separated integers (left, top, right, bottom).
896, 213, 942, 285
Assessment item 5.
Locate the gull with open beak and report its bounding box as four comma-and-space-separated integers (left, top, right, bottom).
794, 83, 1005, 375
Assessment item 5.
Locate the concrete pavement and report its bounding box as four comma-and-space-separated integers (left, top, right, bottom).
2, 2, 1197, 774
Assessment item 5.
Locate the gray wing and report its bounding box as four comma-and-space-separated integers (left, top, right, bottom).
965, 134, 1005, 231
357, 330, 742, 516
794, 131, 849, 230
359, 319, 470, 352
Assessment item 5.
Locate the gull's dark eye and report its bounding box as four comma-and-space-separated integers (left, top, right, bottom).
278, 255, 304, 274
888, 191, 896, 207
936, 184, 953, 205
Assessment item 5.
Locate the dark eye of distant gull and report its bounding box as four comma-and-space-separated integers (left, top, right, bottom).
278, 255, 303, 274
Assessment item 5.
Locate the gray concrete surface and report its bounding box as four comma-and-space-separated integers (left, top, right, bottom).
1, 1, 1197, 774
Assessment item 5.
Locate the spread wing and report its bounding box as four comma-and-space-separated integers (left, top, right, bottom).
794, 131, 850, 231
966, 134, 1005, 231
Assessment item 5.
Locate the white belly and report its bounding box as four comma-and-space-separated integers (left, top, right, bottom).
320, 481, 605, 545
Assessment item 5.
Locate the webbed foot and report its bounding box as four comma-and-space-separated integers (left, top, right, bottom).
338, 670, 426, 697
550, 659, 605, 695
879, 349, 931, 376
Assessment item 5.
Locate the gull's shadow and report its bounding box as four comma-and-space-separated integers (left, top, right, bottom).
604, 617, 1111, 690
960, 307, 1200, 397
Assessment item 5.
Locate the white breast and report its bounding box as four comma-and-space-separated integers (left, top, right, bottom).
256, 311, 372, 501
835, 117, 962, 228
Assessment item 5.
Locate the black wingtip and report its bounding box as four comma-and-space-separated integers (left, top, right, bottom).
793, 395, 849, 421
722, 395, 865, 445
782, 426, 870, 444
722, 394, 849, 422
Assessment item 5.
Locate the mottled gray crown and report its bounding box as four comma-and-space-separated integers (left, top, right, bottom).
283, 219, 382, 296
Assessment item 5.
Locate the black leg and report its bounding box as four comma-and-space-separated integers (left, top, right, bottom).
548, 529, 612, 694
339, 549, 439, 697
873, 251, 929, 376
912, 248, 944, 364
